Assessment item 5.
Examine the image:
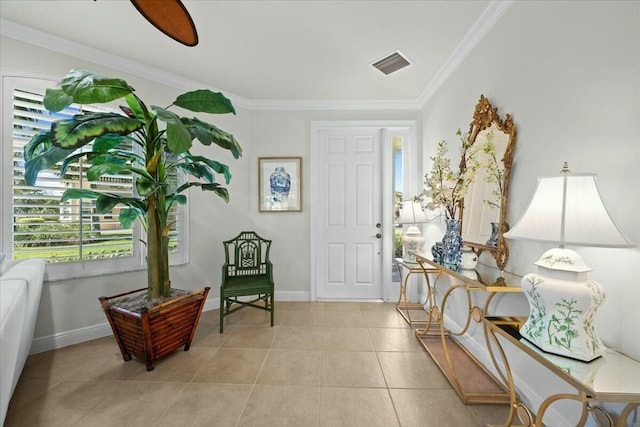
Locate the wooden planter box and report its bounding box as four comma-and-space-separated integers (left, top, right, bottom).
99, 287, 210, 371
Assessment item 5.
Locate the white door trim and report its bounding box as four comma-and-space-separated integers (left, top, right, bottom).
310, 120, 418, 302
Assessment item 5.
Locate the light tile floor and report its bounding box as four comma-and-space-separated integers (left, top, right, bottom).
5, 302, 510, 426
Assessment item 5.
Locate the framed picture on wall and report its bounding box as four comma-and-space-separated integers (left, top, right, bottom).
258, 157, 302, 212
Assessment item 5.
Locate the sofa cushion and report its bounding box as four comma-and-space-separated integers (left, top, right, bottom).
0, 258, 44, 424
1, 278, 27, 422
0, 278, 27, 332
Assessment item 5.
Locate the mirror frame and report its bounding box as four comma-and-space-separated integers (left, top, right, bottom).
459, 95, 516, 271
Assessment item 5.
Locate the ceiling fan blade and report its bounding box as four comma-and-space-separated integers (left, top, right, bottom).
130, 0, 198, 46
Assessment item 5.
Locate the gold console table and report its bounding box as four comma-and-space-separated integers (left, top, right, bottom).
393, 257, 440, 326
484, 316, 640, 427
412, 250, 523, 405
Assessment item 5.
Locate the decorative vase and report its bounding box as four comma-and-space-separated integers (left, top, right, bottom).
99, 287, 210, 371
442, 218, 463, 268
459, 247, 478, 270
431, 241, 444, 263
402, 226, 426, 263
270, 166, 291, 207
486, 222, 499, 246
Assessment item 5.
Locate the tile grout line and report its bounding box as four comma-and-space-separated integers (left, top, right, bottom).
232, 308, 284, 427
370, 306, 410, 427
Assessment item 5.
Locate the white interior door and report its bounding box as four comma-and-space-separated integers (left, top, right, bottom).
315, 127, 383, 300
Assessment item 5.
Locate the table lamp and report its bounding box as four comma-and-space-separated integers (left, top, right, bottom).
504, 163, 634, 362
397, 200, 428, 262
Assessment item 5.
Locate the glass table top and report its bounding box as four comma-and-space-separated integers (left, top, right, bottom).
411, 250, 522, 292
488, 317, 640, 399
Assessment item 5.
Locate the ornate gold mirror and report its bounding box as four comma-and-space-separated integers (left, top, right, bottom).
460, 95, 516, 271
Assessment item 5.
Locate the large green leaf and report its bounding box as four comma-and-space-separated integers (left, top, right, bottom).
62, 191, 146, 215
51, 112, 142, 150
60, 151, 91, 176
95, 194, 122, 213
60, 188, 101, 202
152, 106, 192, 153
60, 69, 135, 104
166, 122, 192, 153
174, 182, 229, 202
24, 146, 76, 186
201, 183, 230, 202
92, 133, 131, 153
86, 162, 153, 182
119, 208, 142, 228
174, 89, 236, 115
177, 163, 214, 183
136, 177, 161, 197
89, 153, 126, 167
164, 194, 187, 213
95, 195, 146, 214
43, 88, 73, 112
86, 162, 129, 181
23, 131, 75, 185
24, 131, 53, 161
174, 181, 203, 194
106, 149, 145, 165
169, 194, 187, 205
151, 105, 180, 123
187, 155, 231, 184
182, 117, 242, 159
125, 94, 147, 120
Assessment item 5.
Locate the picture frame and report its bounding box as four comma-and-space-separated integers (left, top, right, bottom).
258, 157, 302, 212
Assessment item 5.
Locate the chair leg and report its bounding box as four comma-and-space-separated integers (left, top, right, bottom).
270, 292, 274, 327
219, 294, 224, 334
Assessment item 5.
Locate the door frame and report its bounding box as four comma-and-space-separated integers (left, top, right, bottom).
310, 120, 418, 302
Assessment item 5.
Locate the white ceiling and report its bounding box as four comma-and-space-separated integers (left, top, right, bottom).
0, 1, 510, 108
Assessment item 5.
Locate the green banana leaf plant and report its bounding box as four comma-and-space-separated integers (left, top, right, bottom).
24, 69, 242, 299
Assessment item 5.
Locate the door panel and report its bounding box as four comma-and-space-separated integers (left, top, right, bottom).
317, 127, 382, 300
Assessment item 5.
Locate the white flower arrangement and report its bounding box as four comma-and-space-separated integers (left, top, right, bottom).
476, 131, 505, 210
423, 129, 479, 220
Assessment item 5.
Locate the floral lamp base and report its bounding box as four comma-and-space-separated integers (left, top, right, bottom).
519, 248, 606, 362
402, 226, 425, 263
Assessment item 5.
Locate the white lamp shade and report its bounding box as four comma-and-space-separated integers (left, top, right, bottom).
504, 173, 633, 248
397, 201, 427, 224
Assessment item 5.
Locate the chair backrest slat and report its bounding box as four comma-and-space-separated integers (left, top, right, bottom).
223, 231, 272, 279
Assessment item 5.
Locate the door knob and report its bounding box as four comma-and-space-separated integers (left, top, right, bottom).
372, 233, 382, 239
376, 223, 382, 228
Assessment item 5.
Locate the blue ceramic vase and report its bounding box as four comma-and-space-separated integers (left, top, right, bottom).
270, 167, 291, 205
442, 218, 463, 268
486, 222, 499, 246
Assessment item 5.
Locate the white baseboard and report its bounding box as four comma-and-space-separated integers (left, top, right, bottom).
30, 323, 113, 355
30, 291, 312, 355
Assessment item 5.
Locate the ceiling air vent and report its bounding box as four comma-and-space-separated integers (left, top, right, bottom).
372, 51, 411, 75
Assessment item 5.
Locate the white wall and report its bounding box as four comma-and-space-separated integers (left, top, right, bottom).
0, 36, 418, 348
0, 37, 253, 343
2, 1, 639, 422
420, 1, 639, 425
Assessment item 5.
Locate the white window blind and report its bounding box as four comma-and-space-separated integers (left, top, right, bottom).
12, 87, 136, 262
2, 76, 188, 281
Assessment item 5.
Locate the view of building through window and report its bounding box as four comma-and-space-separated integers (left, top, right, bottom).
10, 86, 180, 265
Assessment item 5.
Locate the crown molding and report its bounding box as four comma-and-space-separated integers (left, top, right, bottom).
245, 98, 422, 111
0, 18, 252, 109
1, 1, 513, 112
417, 0, 515, 106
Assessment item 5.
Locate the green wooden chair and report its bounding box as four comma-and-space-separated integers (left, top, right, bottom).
220, 231, 274, 333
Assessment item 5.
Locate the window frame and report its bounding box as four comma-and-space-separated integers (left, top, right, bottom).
1, 75, 188, 281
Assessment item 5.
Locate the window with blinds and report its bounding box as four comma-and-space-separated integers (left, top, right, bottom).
12, 87, 135, 262
3, 77, 187, 280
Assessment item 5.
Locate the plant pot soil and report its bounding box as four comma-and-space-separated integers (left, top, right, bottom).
99, 287, 210, 371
